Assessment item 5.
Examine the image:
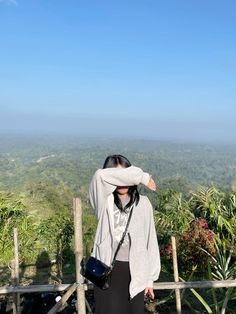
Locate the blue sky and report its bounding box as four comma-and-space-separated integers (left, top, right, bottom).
0, 0, 235, 142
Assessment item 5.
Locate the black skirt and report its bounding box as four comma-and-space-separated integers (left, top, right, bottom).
94, 260, 144, 314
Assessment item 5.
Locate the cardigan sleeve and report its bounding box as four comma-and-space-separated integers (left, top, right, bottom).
145, 197, 161, 287
89, 166, 150, 219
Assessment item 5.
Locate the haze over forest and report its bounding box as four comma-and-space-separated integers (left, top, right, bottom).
1, 134, 236, 196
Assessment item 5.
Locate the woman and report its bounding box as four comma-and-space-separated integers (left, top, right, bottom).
89, 154, 161, 314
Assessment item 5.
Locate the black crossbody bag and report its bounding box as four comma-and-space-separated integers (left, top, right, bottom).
82, 206, 134, 290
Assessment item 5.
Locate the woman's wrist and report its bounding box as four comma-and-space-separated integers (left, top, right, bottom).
141, 172, 150, 186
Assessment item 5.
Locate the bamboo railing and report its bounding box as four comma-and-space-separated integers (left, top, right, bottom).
1, 197, 236, 314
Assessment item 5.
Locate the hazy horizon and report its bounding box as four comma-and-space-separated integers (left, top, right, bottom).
1, 129, 236, 147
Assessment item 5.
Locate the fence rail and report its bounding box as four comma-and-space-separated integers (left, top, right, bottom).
1, 279, 236, 295
154, 280, 236, 290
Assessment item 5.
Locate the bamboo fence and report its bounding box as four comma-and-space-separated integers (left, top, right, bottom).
0, 197, 236, 314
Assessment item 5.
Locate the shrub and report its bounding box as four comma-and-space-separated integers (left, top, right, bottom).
178, 218, 216, 273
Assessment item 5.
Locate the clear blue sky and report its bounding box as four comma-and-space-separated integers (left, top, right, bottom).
0, 0, 235, 142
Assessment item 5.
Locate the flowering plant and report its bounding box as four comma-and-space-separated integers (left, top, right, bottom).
178, 218, 216, 272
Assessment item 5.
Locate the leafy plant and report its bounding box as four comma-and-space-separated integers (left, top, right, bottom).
154, 190, 194, 252
191, 187, 236, 241
183, 238, 236, 314
177, 218, 216, 273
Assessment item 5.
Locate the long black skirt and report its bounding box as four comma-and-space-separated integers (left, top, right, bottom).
94, 260, 144, 314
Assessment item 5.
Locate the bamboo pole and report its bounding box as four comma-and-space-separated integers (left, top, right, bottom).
153, 280, 236, 289
171, 236, 182, 314
2, 279, 236, 295
0, 284, 72, 294
73, 198, 86, 314
10, 259, 17, 314
12, 228, 21, 314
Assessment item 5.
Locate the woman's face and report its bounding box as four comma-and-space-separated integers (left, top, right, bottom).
116, 186, 129, 196
116, 164, 129, 196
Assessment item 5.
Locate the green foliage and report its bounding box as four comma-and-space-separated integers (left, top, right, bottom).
1, 136, 236, 310
0, 191, 75, 268
191, 187, 236, 241
36, 211, 74, 262
25, 178, 74, 212
155, 189, 194, 238
204, 238, 236, 282
0, 192, 38, 263
186, 238, 236, 314
178, 218, 216, 273
158, 187, 236, 278
82, 213, 97, 257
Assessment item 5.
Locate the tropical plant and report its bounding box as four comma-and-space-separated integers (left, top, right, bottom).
190, 187, 236, 241
0, 192, 32, 263
155, 190, 194, 237
36, 211, 74, 261
177, 218, 216, 273
183, 238, 236, 314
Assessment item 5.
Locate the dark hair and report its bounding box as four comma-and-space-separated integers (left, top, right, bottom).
103, 154, 140, 212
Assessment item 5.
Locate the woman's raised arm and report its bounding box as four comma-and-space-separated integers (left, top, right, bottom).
89, 166, 150, 218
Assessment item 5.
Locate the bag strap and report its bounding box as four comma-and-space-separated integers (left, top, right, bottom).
110, 205, 134, 268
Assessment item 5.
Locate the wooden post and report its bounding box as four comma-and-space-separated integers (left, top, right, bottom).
73, 198, 86, 314
11, 259, 17, 314
171, 236, 182, 314
13, 228, 21, 314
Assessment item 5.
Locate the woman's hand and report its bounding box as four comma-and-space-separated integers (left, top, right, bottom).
147, 176, 157, 191
145, 287, 155, 300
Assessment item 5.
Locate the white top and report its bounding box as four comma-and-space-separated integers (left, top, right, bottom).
113, 195, 131, 261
